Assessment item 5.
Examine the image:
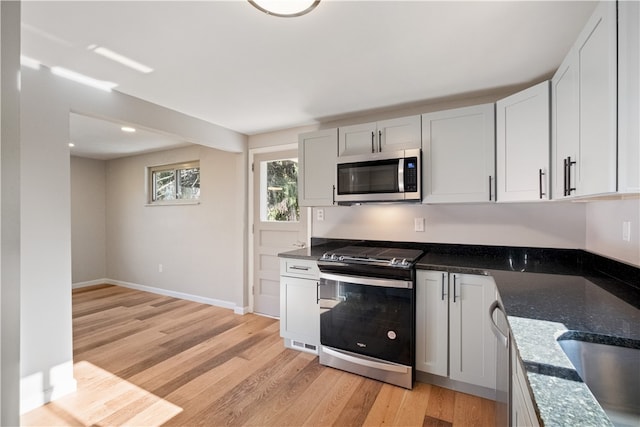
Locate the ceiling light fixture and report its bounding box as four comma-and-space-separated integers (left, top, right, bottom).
248, 0, 320, 17
89, 46, 154, 74
50, 67, 117, 92
68, 142, 75, 147
121, 126, 136, 133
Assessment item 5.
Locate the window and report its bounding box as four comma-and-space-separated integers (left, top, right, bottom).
149, 161, 200, 204
261, 158, 299, 221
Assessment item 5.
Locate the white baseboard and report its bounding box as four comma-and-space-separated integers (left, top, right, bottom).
76, 278, 248, 314
72, 278, 110, 289
20, 362, 77, 414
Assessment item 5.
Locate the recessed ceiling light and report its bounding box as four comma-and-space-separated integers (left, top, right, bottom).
68, 142, 75, 147
50, 67, 117, 92
90, 46, 154, 74
121, 126, 136, 133
249, 0, 320, 17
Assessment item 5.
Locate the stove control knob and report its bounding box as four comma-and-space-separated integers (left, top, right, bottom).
401, 258, 409, 266
390, 258, 398, 265
321, 252, 330, 260
330, 254, 338, 261
338, 256, 345, 261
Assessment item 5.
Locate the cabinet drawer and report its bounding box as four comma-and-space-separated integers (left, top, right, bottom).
280, 258, 319, 279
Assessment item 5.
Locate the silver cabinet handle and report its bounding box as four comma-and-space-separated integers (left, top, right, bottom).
441, 273, 447, 301
489, 300, 509, 348
290, 265, 311, 271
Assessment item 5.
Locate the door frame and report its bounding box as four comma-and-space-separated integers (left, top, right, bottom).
247, 143, 311, 315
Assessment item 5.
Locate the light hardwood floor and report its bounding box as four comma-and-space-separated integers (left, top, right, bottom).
21, 285, 496, 426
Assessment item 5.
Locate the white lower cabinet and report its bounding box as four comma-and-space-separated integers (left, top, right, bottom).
512, 344, 540, 426
416, 270, 497, 390
279, 258, 320, 354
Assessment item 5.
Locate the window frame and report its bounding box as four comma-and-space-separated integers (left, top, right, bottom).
147, 160, 201, 206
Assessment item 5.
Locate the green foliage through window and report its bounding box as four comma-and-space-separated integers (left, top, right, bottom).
266, 159, 299, 221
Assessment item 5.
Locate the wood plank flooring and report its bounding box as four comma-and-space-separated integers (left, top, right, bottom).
21, 285, 496, 426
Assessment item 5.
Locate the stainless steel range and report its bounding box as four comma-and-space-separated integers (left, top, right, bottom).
317, 245, 424, 389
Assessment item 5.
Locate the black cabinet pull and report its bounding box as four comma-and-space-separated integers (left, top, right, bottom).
378, 130, 382, 152
371, 131, 375, 153
563, 157, 568, 196
567, 156, 576, 195
332, 184, 336, 205
539, 168, 546, 199
316, 281, 320, 304
453, 275, 458, 303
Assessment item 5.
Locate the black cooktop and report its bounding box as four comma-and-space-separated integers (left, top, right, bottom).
320, 245, 424, 270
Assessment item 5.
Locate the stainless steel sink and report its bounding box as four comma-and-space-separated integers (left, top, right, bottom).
558, 337, 640, 427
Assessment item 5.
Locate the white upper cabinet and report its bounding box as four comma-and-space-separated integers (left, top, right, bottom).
551, 52, 580, 200
552, 1, 618, 199
298, 129, 337, 206
422, 104, 496, 203
618, 0, 640, 194
338, 115, 421, 157
496, 81, 550, 202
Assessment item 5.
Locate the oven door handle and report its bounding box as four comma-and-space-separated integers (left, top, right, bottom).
321, 346, 408, 374
319, 272, 413, 289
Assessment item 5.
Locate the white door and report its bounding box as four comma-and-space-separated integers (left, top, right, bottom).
253, 150, 308, 317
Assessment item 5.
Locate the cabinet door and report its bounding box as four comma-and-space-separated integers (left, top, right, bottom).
338, 122, 377, 157
551, 53, 579, 199
415, 270, 449, 376
496, 81, 550, 202
449, 273, 497, 389
576, 0, 617, 196
511, 346, 540, 427
618, 0, 640, 193
422, 104, 496, 203
298, 129, 337, 207
280, 276, 319, 347
378, 115, 421, 152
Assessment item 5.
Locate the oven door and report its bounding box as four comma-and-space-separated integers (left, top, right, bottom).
318, 272, 414, 367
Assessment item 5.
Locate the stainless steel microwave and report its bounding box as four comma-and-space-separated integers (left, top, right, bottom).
335, 148, 421, 204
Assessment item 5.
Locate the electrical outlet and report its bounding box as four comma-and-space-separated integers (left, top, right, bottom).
414, 217, 425, 232
622, 221, 631, 242
317, 209, 324, 221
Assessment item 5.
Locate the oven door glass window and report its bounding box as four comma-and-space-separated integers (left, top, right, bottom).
319, 276, 413, 366
337, 159, 399, 195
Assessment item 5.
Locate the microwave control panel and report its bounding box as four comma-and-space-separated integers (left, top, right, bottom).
404, 157, 418, 192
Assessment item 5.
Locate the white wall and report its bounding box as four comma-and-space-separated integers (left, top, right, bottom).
20, 64, 246, 412
70, 157, 106, 283
1, 1, 22, 424
586, 198, 640, 266
312, 202, 586, 249
105, 145, 246, 309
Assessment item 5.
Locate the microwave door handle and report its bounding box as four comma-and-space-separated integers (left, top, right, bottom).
398, 158, 404, 193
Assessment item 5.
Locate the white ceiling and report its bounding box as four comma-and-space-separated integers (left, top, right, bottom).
21, 0, 598, 159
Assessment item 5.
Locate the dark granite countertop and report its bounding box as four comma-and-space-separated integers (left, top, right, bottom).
280, 239, 640, 426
